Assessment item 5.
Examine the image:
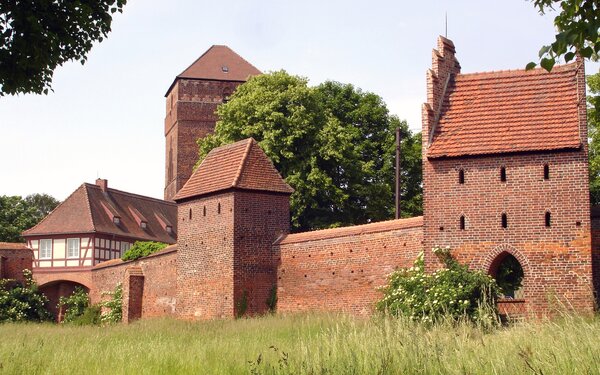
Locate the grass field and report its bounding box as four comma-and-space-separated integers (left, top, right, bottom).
1, 313, 600, 374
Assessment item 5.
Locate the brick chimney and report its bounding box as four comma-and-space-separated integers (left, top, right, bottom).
423, 36, 461, 146
96, 178, 108, 192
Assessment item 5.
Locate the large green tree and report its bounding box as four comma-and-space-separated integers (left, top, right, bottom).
0, 193, 59, 242
0, 0, 127, 96
197, 71, 422, 232
588, 71, 600, 204
529, 0, 600, 71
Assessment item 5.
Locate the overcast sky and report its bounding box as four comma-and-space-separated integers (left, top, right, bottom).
1, 0, 598, 201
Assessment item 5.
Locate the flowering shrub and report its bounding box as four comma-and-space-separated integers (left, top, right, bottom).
100, 283, 122, 323
376, 247, 500, 324
0, 269, 52, 322
58, 286, 90, 323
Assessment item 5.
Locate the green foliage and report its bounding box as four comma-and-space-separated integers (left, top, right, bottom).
236, 290, 248, 318
377, 247, 500, 324
70, 305, 102, 326
0, 0, 127, 95
100, 283, 122, 323
121, 241, 168, 261
529, 0, 600, 70
266, 285, 277, 313
588, 71, 600, 204
495, 255, 525, 298
0, 269, 52, 322
197, 71, 422, 231
0, 194, 60, 242
58, 287, 90, 323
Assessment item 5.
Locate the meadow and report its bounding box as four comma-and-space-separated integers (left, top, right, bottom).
1, 313, 599, 374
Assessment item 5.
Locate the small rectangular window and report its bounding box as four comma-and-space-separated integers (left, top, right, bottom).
458, 169, 465, 184
121, 242, 131, 253
460, 216, 466, 230
545, 212, 551, 227
500, 167, 506, 182
544, 164, 550, 180
67, 238, 80, 258
502, 214, 508, 229
40, 239, 52, 259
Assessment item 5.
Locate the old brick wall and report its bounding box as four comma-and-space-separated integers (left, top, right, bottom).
234, 191, 290, 316
591, 207, 600, 305
164, 79, 243, 201
91, 246, 177, 318
422, 151, 593, 315
0, 245, 33, 283
276, 217, 423, 315
176, 193, 235, 319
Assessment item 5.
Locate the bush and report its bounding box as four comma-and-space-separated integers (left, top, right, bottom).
121, 241, 168, 261
70, 305, 102, 326
377, 247, 500, 324
100, 283, 122, 323
58, 287, 89, 323
0, 269, 52, 322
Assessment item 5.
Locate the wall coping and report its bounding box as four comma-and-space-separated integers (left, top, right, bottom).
92, 244, 178, 271
276, 216, 423, 245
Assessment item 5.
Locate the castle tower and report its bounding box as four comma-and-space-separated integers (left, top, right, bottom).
164, 46, 261, 201
422, 36, 593, 315
173, 138, 293, 319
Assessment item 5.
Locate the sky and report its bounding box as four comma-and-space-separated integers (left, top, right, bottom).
1, 0, 598, 201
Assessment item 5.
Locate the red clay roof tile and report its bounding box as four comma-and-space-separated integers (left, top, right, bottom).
174, 138, 294, 201
0, 242, 30, 250
427, 62, 582, 158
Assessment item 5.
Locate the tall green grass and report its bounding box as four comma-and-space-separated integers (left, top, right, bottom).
0, 313, 599, 374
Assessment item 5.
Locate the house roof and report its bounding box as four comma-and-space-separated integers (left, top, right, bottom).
166, 45, 261, 96
23, 181, 177, 244
276, 216, 423, 245
174, 138, 294, 201
427, 62, 583, 158
0, 242, 30, 250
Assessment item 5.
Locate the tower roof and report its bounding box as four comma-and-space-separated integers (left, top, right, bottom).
165, 45, 261, 96
426, 60, 583, 158
173, 138, 294, 201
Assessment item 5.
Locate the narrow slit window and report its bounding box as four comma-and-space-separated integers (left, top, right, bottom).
460, 215, 466, 230
217, 202, 221, 214
189, 208, 192, 220
544, 164, 550, 180
500, 167, 506, 182
203, 206, 206, 217
458, 169, 465, 184
545, 211, 551, 227
502, 213, 508, 229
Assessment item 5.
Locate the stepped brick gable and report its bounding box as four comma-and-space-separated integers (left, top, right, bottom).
422, 36, 593, 315
174, 138, 292, 319
164, 45, 261, 201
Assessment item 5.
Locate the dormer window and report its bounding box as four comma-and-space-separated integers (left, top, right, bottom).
113, 216, 121, 225
221, 66, 229, 73
140, 221, 148, 230
166, 225, 173, 234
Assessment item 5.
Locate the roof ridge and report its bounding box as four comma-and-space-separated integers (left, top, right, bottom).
232, 139, 254, 187
457, 61, 577, 79
84, 183, 176, 206
23, 184, 87, 235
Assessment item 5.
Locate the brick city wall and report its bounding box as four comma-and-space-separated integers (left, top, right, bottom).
590, 207, 600, 302
164, 79, 244, 201
91, 246, 177, 319
176, 193, 236, 319
0, 246, 33, 283
275, 217, 423, 315
422, 151, 594, 315
234, 191, 290, 316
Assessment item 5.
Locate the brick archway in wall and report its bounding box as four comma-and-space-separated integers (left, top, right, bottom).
480, 244, 530, 317
35, 271, 93, 321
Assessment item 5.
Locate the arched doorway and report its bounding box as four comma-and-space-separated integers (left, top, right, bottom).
39, 280, 90, 321
489, 252, 525, 298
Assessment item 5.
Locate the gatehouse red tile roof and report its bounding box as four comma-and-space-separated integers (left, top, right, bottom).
23, 181, 177, 243
276, 216, 423, 245
174, 138, 294, 201
427, 62, 583, 158
166, 45, 261, 95
0, 242, 30, 250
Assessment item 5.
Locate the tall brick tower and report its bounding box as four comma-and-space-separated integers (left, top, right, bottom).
164, 46, 261, 201
422, 36, 593, 315
173, 138, 293, 319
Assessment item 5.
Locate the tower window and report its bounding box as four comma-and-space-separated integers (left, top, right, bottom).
502, 213, 508, 229
545, 211, 551, 227
458, 169, 465, 184
217, 202, 221, 214
189, 208, 192, 220
544, 164, 550, 180
203, 206, 206, 217
500, 167, 506, 182
460, 215, 466, 230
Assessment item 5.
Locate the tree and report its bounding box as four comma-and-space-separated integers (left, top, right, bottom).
588, 71, 600, 204
528, 0, 600, 71
0, 193, 60, 242
197, 71, 422, 232
0, 0, 127, 96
